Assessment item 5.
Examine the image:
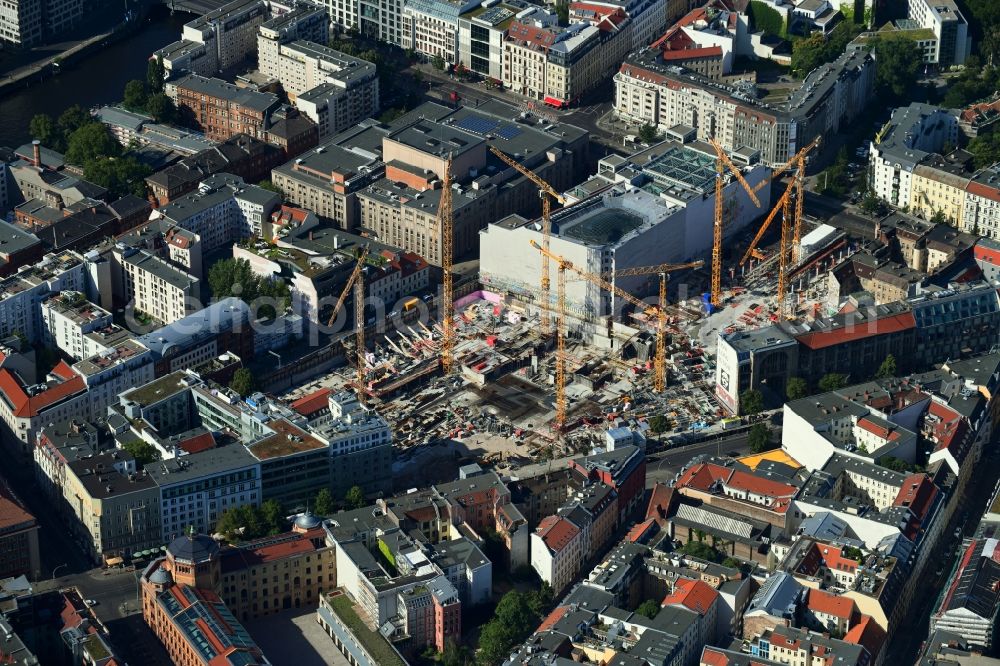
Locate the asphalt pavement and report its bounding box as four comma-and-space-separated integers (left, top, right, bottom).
645, 428, 773, 487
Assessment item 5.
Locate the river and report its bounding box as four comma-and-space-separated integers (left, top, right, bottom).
0, 7, 188, 149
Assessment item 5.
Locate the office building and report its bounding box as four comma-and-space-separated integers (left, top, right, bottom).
0, 0, 82, 47
257, 5, 330, 79
907, 0, 970, 66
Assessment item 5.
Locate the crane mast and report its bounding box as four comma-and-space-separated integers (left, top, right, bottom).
440, 156, 455, 374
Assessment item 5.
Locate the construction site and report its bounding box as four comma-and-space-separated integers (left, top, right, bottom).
291, 137, 868, 484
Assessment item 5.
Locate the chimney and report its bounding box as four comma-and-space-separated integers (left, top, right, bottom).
32, 140, 41, 168
309, 230, 314, 241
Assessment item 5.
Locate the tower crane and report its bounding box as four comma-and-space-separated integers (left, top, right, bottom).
594, 260, 703, 392
709, 139, 761, 307
326, 246, 370, 328
531, 243, 700, 420
353, 271, 366, 402
490, 145, 564, 335
739, 180, 795, 266
440, 155, 456, 374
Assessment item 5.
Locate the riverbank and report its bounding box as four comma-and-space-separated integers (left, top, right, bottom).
0, 1, 159, 101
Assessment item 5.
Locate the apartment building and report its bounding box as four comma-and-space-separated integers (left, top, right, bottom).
153, 173, 280, 252
402, 0, 478, 62
0, 251, 85, 344
0, 478, 40, 580
185, 0, 266, 72
531, 515, 583, 594
145, 134, 285, 206
907, 0, 970, 66
908, 154, 971, 225
257, 5, 330, 79
123, 250, 199, 326
170, 74, 281, 143
150, 446, 262, 542
616, 49, 874, 167
869, 103, 960, 208
503, 16, 607, 108
219, 519, 336, 621
265, 41, 379, 140
63, 452, 162, 564
357, 100, 587, 266
140, 535, 269, 666
40, 291, 112, 361
0, 0, 82, 47
963, 166, 1000, 239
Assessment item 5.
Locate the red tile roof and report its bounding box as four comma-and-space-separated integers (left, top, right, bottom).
796, 312, 916, 350
289, 388, 332, 416
976, 240, 1000, 265
178, 432, 216, 455
51, 360, 76, 380
723, 470, 798, 513
967, 180, 1000, 203
536, 515, 580, 553
700, 647, 731, 666
645, 483, 675, 523
843, 614, 887, 659
675, 463, 732, 493
662, 579, 718, 616
0, 368, 85, 418
0, 479, 34, 532
537, 605, 569, 632
856, 416, 901, 442
893, 474, 938, 521
220, 527, 326, 573
806, 588, 857, 620
626, 518, 658, 543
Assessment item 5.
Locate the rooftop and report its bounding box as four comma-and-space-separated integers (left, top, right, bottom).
247, 419, 326, 460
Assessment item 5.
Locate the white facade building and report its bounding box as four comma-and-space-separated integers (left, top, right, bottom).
40, 291, 113, 361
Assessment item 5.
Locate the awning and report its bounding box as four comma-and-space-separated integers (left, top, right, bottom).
543, 96, 565, 108
132, 552, 144, 559
104, 556, 123, 566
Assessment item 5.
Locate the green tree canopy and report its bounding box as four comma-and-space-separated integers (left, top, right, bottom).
260, 499, 286, 535
147, 56, 165, 94
122, 439, 160, 467
345, 485, 365, 509
58, 105, 89, 138
638, 123, 660, 144
969, 132, 1000, 169
749, 1, 785, 37
680, 540, 722, 562
229, 367, 255, 397
216, 504, 262, 540
740, 389, 764, 415
635, 599, 661, 619
208, 258, 290, 320
83, 155, 151, 199
786, 376, 809, 401
648, 414, 670, 434
818, 373, 847, 392
145, 93, 177, 124
123, 79, 148, 113
873, 36, 922, 99
65, 122, 120, 166
431, 55, 445, 71
748, 423, 773, 454
257, 180, 284, 198
876, 354, 897, 379
314, 488, 334, 516
29, 114, 60, 151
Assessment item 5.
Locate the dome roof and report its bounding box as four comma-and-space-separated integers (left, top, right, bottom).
148, 566, 173, 585
294, 511, 321, 530
167, 531, 220, 563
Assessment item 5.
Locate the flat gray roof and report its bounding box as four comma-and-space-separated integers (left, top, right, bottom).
123, 251, 198, 291
173, 74, 279, 113
151, 444, 259, 487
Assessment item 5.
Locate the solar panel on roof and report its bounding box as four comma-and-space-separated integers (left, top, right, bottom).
496, 125, 522, 140
456, 116, 500, 136
479, 6, 514, 24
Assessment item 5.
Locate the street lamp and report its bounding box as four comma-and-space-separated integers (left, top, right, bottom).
51, 563, 68, 581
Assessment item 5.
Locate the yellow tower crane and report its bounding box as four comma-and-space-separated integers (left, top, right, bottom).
708, 139, 761, 307
353, 271, 366, 402
326, 246, 370, 328
593, 260, 704, 392
440, 156, 455, 374
490, 145, 565, 336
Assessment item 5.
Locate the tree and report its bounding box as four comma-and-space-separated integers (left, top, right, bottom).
722, 557, 742, 569
314, 488, 334, 516
260, 499, 285, 535
555, 0, 569, 24
635, 599, 661, 619
229, 367, 255, 397
431, 55, 446, 71
648, 414, 670, 434
749, 1, 785, 37
680, 540, 722, 562
440, 639, 469, 666
877, 456, 910, 472
638, 123, 660, 145
209, 258, 291, 319
345, 485, 365, 509
860, 192, 887, 217
748, 423, 773, 453
873, 36, 921, 99
876, 354, 897, 379
122, 439, 160, 467
29, 114, 59, 150
786, 377, 809, 401
818, 373, 847, 392
123, 79, 148, 113
65, 122, 120, 166
969, 132, 1000, 169
930, 208, 949, 225
478, 590, 538, 665
216, 504, 262, 540
58, 105, 89, 138
145, 93, 176, 124
84, 155, 151, 199
740, 389, 764, 415
526, 583, 553, 617
147, 56, 165, 95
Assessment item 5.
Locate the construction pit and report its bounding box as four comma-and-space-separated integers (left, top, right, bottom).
304, 289, 728, 488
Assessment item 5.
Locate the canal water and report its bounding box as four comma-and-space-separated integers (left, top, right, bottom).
0, 7, 187, 149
